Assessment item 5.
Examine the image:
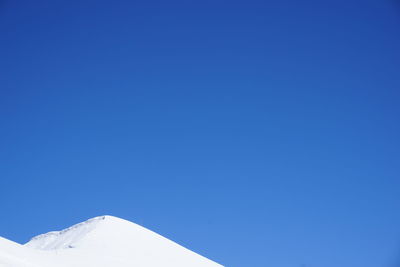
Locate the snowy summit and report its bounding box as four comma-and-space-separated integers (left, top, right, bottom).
0, 215, 222, 267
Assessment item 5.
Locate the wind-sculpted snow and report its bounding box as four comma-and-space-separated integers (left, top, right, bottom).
0, 215, 222, 267
25, 216, 105, 250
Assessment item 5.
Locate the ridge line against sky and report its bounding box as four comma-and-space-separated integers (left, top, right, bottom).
1, 1, 400, 266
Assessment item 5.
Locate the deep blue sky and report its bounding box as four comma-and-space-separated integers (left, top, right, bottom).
1, 0, 400, 266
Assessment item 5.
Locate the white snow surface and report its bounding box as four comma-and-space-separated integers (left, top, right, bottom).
0, 215, 222, 267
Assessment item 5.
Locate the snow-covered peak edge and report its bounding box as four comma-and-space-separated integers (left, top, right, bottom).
24, 215, 114, 250
13, 215, 223, 266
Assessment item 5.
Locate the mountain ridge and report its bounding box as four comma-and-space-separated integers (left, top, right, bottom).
0, 215, 222, 267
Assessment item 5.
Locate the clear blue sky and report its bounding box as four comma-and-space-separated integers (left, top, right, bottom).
1, 1, 399, 266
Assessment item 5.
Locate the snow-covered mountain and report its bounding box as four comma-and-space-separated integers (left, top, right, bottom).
0, 215, 222, 267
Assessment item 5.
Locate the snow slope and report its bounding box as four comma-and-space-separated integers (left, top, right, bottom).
0, 237, 38, 267
0, 215, 222, 267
